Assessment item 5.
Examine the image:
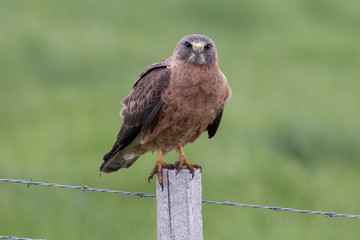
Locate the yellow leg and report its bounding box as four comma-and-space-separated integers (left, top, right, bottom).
148, 149, 174, 190
175, 144, 202, 178
158, 149, 163, 160
179, 144, 185, 156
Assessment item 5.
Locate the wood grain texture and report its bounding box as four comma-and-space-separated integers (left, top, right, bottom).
156, 169, 203, 240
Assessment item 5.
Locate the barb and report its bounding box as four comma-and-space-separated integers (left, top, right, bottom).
1, 178, 360, 219
0, 236, 46, 240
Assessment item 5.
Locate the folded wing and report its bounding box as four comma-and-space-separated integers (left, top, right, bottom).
101, 58, 171, 172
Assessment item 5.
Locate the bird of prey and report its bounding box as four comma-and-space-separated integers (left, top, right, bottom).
100, 34, 231, 188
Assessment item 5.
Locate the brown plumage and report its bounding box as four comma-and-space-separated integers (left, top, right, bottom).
101, 34, 231, 187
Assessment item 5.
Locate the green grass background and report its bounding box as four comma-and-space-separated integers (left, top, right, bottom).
1, 0, 360, 239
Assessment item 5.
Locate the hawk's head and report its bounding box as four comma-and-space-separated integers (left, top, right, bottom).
174, 34, 218, 65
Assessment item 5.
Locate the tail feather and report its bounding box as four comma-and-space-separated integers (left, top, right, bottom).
100, 151, 139, 173
100, 134, 143, 173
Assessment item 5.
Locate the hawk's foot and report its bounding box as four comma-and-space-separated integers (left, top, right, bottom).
175, 155, 202, 179
148, 156, 174, 190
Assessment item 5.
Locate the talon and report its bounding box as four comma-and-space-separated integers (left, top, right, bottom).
175, 145, 201, 179
159, 181, 164, 191
176, 164, 182, 175
148, 149, 173, 190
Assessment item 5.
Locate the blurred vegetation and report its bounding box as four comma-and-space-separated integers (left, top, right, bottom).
1, 0, 360, 239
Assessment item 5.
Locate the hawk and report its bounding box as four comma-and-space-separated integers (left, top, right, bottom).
100, 34, 231, 188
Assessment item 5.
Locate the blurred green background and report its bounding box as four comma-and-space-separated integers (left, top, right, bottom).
1, 0, 360, 239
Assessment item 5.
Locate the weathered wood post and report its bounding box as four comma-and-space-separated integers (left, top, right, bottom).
156, 168, 203, 240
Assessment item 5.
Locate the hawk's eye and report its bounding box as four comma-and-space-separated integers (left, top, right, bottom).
185, 42, 192, 48
204, 44, 211, 50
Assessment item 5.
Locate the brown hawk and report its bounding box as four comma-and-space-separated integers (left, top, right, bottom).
100, 34, 231, 188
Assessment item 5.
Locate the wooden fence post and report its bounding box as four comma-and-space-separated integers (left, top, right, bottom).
156, 168, 203, 240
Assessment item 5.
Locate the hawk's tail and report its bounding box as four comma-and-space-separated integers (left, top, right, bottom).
100, 150, 140, 173
100, 135, 144, 173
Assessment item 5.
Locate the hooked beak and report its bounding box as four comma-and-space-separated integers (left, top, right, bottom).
193, 43, 203, 55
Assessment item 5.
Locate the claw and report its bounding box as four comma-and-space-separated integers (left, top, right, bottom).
175, 150, 201, 180
176, 164, 183, 175
148, 149, 173, 190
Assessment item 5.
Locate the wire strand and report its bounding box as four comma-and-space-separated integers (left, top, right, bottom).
0, 236, 46, 240
1, 178, 360, 219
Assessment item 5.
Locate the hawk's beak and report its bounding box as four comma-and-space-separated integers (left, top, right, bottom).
193, 43, 203, 55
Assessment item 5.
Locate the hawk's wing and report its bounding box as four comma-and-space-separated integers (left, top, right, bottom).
206, 109, 223, 139
101, 58, 171, 171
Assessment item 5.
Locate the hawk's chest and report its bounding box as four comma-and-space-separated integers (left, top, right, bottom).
163, 64, 226, 110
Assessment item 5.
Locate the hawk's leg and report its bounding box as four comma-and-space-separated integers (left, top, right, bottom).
148, 149, 174, 190
175, 145, 202, 179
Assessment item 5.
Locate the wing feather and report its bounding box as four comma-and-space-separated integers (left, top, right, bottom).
103, 59, 171, 162
206, 109, 224, 139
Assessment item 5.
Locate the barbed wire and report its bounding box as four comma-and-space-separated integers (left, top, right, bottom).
1, 178, 360, 219
0, 178, 155, 198
0, 236, 46, 240
201, 200, 360, 218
